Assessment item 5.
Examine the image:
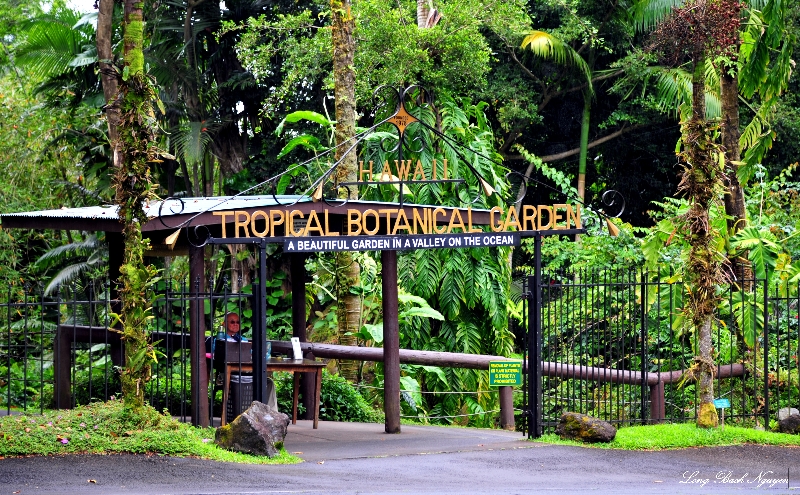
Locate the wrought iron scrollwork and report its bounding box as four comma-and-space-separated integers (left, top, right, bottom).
600, 190, 625, 218
156, 197, 186, 229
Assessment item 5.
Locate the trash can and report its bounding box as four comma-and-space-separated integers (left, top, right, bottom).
227, 374, 253, 420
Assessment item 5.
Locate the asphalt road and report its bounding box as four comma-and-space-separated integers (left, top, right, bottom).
1, 422, 799, 495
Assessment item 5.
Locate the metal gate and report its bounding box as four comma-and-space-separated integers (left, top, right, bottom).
521, 256, 778, 438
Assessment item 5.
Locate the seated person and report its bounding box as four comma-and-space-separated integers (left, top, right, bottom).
221, 312, 248, 342
207, 311, 277, 412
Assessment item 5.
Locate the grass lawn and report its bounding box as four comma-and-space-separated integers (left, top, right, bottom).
0, 400, 299, 464
536, 423, 800, 450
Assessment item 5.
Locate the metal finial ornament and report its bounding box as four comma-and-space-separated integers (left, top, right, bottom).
479, 177, 496, 197
605, 219, 620, 237
312, 183, 324, 202
386, 102, 418, 137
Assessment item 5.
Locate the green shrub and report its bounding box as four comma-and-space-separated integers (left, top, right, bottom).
273, 370, 382, 423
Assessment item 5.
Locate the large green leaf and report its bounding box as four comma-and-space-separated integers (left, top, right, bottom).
730, 227, 779, 281
275, 111, 335, 136
276, 135, 323, 159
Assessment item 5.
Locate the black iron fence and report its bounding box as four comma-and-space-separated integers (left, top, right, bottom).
523, 267, 799, 435
0, 279, 253, 423
3, 269, 798, 435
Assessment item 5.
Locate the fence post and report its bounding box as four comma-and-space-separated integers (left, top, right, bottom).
499, 386, 515, 430
763, 276, 769, 428
527, 233, 543, 438
188, 245, 209, 427
253, 239, 268, 405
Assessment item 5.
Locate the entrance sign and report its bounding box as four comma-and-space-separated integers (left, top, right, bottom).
285, 232, 519, 253
489, 361, 523, 386
212, 203, 582, 241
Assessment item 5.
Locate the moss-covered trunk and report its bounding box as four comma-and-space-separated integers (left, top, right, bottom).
682, 57, 719, 429
115, 0, 159, 411
331, 0, 360, 382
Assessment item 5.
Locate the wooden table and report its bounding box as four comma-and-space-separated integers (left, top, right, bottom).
221, 358, 326, 428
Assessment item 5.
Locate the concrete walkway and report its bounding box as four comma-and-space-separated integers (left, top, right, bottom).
283, 420, 530, 462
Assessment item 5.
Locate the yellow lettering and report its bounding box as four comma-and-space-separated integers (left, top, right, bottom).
380, 161, 393, 181
213, 211, 232, 238
490, 206, 504, 232
250, 210, 269, 237
288, 211, 305, 237
567, 204, 581, 229
305, 210, 324, 236
412, 160, 427, 181
270, 211, 284, 237
522, 206, 537, 231
432, 208, 447, 234
324, 210, 339, 236
447, 209, 466, 233
467, 206, 481, 232
432, 159, 437, 180
552, 204, 567, 230
413, 208, 428, 234
392, 210, 412, 234
363, 209, 380, 235
503, 205, 521, 232
234, 211, 251, 238
396, 160, 412, 180
359, 161, 374, 182
443, 159, 448, 179
347, 210, 362, 235
379, 209, 396, 234
538, 205, 553, 230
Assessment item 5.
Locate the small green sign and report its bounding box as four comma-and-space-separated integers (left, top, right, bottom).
489, 361, 522, 387
713, 398, 731, 409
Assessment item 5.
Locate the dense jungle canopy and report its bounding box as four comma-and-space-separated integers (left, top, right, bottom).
0, 0, 799, 425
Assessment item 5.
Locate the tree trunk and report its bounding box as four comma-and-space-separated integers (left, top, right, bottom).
115, 0, 158, 411
686, 57, 719, 428
721, 73, 745, 232
331, 0, 361, 382
96, 0, 121, 168
417, 0, 430, 27
721, 72, 751, 286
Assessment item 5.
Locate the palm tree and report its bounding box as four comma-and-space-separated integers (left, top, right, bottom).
35, 233, 108, 295
520, 31, 593, 204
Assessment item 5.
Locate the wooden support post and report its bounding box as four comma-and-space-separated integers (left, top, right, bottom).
649, 380, 665, 424
381, 250, 401, 433
499, 386, 515, 430
189, 245, 209, 427
291, 253, 315, 420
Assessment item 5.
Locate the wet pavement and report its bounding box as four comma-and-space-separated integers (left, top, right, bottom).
1, 420, 799, 495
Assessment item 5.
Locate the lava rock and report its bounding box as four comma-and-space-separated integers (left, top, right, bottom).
556, 412, 616, 443
215, 401, 290, 457
778, 414, 800, 435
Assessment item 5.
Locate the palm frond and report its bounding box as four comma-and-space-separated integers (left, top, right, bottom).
44, 262, 96, 295
520, 31, 593, 94
173, 120, 220, 167
36, 235, 103, 265
14, 11, 93, 78
631, 0, 685, 32
651, 67, 721, 119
